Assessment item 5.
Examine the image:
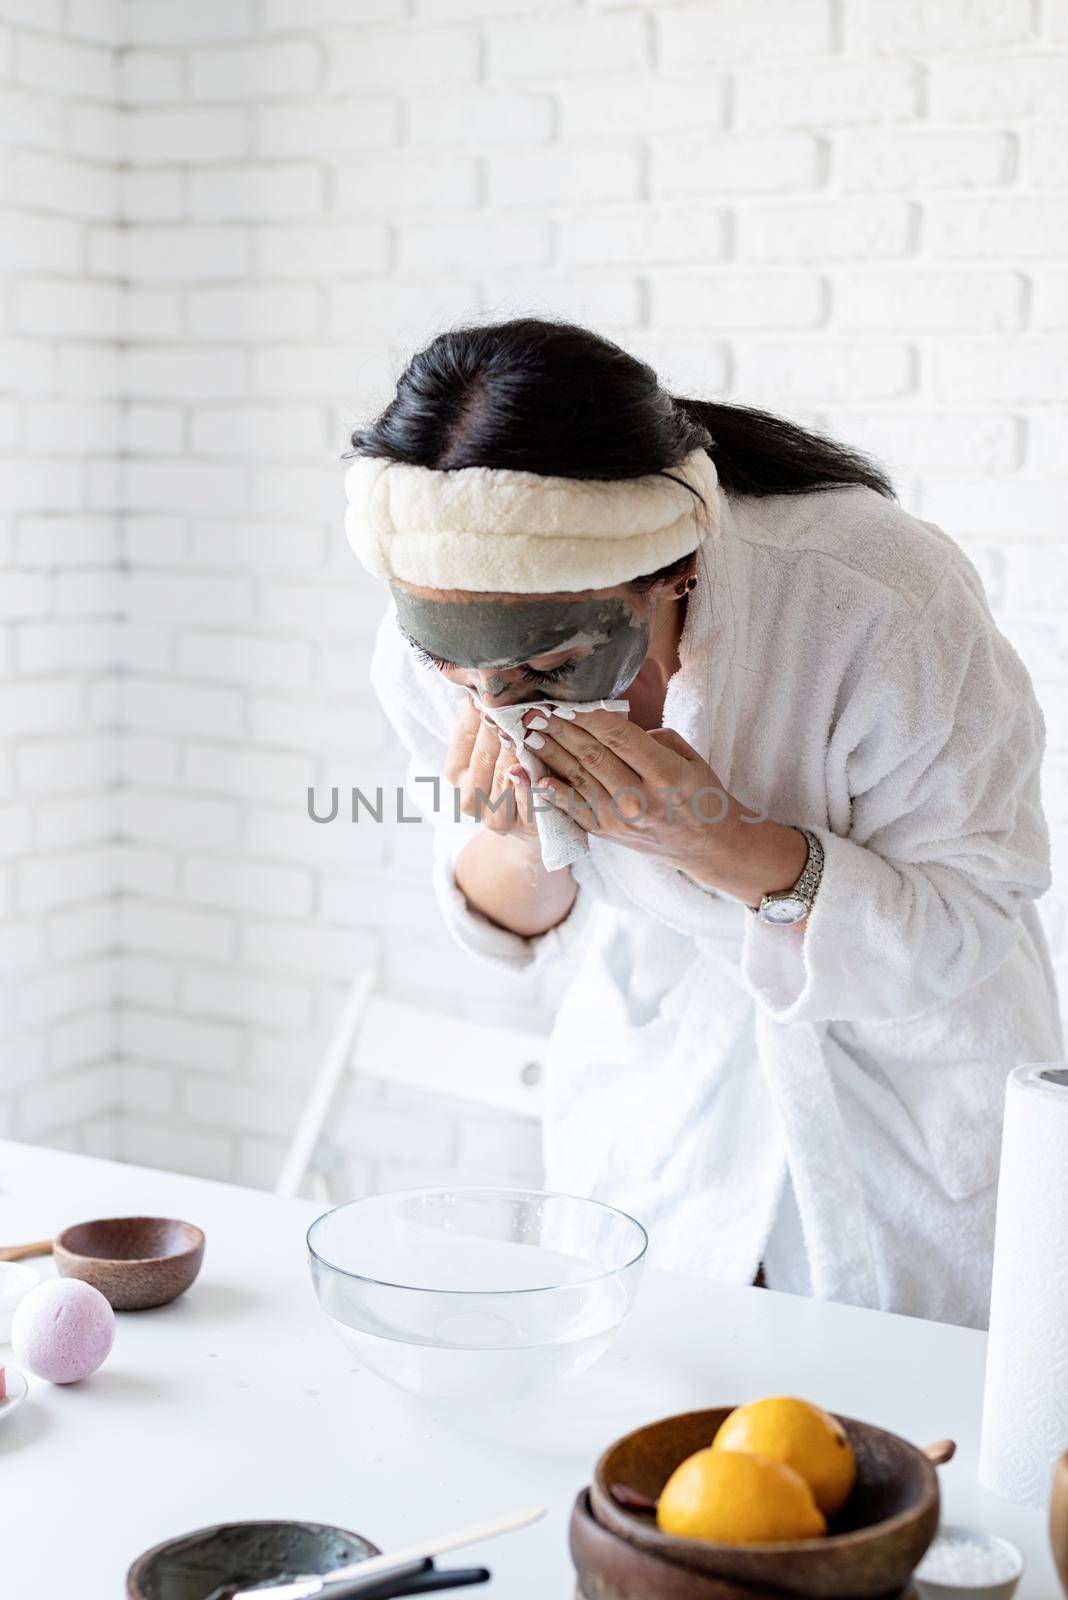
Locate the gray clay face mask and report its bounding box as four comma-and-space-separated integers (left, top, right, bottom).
391, 585, 650, 701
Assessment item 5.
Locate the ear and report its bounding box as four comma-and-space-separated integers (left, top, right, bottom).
669, 554, 698, 599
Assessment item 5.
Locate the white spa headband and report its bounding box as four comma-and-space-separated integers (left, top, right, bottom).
343, 445, 719, 594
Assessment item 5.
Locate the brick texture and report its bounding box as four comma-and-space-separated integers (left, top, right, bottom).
0, 2, 122, 1155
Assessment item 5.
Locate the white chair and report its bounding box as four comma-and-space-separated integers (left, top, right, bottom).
275, 967, 547, 1200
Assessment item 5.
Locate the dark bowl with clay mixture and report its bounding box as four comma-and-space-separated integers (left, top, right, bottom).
54, 1215, 205, 1311
127, 1520, 380, 1600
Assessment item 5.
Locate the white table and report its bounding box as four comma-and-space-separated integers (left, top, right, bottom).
0, 1141, 1056, 1598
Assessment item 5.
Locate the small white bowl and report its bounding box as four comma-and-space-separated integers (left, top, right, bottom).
0, 1263, 39, 1344
914, 1523, 1024, 1600
0, 1365, 28, 1423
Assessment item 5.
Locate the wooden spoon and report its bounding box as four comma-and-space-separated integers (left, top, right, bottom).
608, 1438, 958, 1515
0, 1239, 53, 1263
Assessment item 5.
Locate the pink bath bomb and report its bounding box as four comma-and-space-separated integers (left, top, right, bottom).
11, 1278, 115, 1384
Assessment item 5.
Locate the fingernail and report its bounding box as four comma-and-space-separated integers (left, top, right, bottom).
525, 732, 545, 750
527, 715, 549, 730
553, 706, 577, 720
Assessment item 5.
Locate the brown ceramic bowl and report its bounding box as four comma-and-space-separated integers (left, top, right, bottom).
575, 1490, 832, 1600
127, 1519, 379, 1600
590, 1407, 938, 1599
55, 1216, 205, 1311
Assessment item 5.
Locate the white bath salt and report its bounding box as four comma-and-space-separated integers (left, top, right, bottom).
915, 1531, 1020, 1586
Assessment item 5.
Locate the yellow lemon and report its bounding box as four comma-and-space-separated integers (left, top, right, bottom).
656, 1447, 827, 1544
712, 1397, 856, 1517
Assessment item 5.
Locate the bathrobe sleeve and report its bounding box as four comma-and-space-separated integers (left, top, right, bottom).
741, 559, 1052, 1023
368, 604, 594, 974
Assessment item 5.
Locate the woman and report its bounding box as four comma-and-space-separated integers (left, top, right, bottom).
343, 318, 1062, 1329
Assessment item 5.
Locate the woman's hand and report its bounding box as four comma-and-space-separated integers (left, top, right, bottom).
444, 698, 579, 937
444, 698, 540, 853
520, 706, 808, 911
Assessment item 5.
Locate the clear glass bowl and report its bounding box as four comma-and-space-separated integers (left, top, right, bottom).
308, 1187, 647, 1402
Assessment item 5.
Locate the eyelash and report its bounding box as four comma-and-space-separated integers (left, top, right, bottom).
411, 644, 578, 685
521, 660, 577, 684
413, 644, 451, 672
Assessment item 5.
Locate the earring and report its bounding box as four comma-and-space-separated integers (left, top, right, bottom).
675, 576, 697, 596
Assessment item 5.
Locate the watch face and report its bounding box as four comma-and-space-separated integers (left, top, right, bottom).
762, 895, 807, 924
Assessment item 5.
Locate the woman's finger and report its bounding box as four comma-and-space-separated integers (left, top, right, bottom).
567, 709, 692, 785
483, 736, 519, 832
443, 697, 482, 785
462, 713, 506, 816
533, 776, 596, 833
645, 726, 702, 785
646, 727, 699, 761
529, 713, 640, 800
508, 760, 542, 834
526, 730, 607, 810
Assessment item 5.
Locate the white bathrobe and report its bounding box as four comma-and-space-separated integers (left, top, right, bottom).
367, 482, 1064, 1330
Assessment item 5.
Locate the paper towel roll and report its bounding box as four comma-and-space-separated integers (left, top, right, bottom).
979, 1062, 1068, 1508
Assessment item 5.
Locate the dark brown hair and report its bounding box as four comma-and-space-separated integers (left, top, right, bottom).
347, 316, 895, 592
348, 312, 895, 595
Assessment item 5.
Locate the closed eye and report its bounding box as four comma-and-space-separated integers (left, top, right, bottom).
521, 660, 578, 685
409, 641, 453, 672
409, 637, 578, 685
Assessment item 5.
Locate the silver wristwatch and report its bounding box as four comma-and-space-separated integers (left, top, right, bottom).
750, 826, 824, 925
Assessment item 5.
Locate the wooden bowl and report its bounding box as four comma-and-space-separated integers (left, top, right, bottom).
571, 1491, 919, 1600
55, 1216, 205, 1311
127, 1519, 379, 1600
1052, 1447, 1068, 1598
591, 1407, 939, 1599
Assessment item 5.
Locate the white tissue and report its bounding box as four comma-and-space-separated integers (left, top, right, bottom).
473, 695, 629, 872
979, 1062, 1068, 1508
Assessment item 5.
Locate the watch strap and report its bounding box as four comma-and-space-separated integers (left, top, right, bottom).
749, 826, 824, 918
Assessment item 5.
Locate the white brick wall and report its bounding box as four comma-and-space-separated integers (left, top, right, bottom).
0, 0, 122, 1155
1, 0, 1066, 1192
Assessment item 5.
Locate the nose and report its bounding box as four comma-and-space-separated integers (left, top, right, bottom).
470, 667, 528, 708
475, 686, 522, 710
476, 684, 560, 709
